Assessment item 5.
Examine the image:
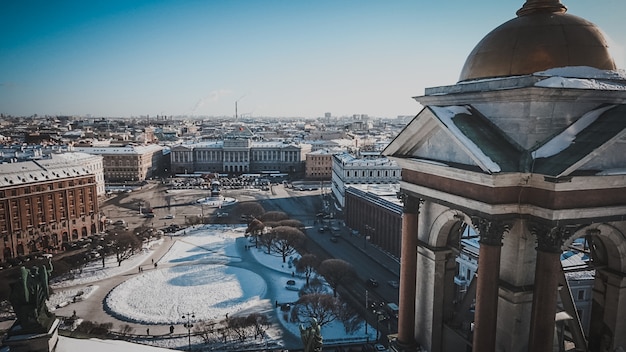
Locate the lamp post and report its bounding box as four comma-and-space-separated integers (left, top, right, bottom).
182, 312, 195, 351
364, 225, 374, 250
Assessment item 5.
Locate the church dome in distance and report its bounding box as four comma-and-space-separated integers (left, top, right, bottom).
458, 0, 616, 82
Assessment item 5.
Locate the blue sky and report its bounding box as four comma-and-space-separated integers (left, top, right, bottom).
1, 0, 624, 119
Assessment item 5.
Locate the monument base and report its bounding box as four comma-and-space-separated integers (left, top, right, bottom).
2, 319, 59, 352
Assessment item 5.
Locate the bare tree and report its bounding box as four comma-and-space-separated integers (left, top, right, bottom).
291, 293, 341, 327
194, 320, 221, 344
245, 313, 270, 340
237, 202, 265, 219
245, 218, 265, 248
295, 254, 320, 285
301, 277, 329, 296
317, 259, 356, 297
258, 231, 276, 255
225, 316, 253, 342
113, 232, 142, 266
270, 226, 306, 263
278, 219, 304, 229
259, 211, 289, 222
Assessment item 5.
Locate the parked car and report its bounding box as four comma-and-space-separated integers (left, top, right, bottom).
164, 214, 175, 219
387, 280, 399, 289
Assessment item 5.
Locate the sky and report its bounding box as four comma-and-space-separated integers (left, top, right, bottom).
1, 0, 625, 119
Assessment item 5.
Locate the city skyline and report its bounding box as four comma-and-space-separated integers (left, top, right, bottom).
1, 0, 625, 119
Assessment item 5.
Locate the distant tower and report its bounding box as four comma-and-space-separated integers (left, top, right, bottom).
384, 1, 626, 351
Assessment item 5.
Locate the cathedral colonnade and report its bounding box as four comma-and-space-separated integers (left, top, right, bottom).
395, 194, 626, 352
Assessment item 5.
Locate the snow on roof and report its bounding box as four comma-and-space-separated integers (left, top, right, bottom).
531, 105, 616, 159
534, 66, 626, 90
534, 66, 626, 80
430, 105, 502, 173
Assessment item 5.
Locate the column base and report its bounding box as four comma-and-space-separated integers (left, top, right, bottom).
391, 337, 421, 352
2, 319, 60, 352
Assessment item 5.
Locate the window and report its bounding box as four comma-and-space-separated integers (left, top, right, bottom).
577, 290, 585, 300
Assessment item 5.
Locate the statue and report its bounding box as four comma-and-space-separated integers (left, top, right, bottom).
299, 318, 323, 352
8, 259, 56, 334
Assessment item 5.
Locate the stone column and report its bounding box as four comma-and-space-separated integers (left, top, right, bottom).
472, 217, 508, 352
528, 225, 569, 351
396, 195, 422, 350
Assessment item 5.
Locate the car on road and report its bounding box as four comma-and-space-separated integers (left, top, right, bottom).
367, 278, 379, 287
387, 280, 399, 289
330, 236, 339, 243
164, 214, 175, 219
374, 343, 388, 351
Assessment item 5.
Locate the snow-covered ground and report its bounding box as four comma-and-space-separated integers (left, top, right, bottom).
48, 224, 374, 350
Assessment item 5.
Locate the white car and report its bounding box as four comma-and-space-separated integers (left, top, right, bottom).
164, 214, 175, 219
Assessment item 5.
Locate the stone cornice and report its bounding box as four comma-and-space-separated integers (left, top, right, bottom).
399, 167, 626, 210
417, 84, 626, 106
400, 180, 626, 223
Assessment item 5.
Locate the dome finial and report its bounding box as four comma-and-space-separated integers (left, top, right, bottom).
516, 0, 567, 16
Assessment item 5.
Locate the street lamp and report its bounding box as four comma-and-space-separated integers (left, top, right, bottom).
182, 312, 195, 351
364, 225, 374, 250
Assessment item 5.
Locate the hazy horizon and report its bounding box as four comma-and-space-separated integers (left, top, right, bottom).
1, 0, 624, 119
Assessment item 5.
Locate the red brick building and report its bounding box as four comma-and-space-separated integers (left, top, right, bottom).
0, 161, 100, 263
344, 186, 402, 258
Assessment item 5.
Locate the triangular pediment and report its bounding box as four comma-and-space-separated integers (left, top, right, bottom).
531, 104, 626, 177
171, 145, 193, 152
384, 105, 522, 174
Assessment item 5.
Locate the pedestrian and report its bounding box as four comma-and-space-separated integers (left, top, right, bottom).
147, 328, 150, 335
151, 258, 154, 264
169, 325, 174, 334
139, 267, 141, 273
154, 262, 158, 268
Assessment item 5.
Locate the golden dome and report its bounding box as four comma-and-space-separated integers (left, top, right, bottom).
459, 0, 616, 82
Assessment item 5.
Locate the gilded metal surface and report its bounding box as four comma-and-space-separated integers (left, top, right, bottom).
459, 9, 616, 82
516, 0, 566, 16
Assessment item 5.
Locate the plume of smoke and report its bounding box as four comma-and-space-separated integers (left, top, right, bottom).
190, 89, 232, 115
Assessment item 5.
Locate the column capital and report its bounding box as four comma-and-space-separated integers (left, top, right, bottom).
529, 222, 571, 253
471, 217, 510, 246
398, 193, 423, 214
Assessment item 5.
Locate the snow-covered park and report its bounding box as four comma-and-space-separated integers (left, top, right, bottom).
49, 224, 374, 350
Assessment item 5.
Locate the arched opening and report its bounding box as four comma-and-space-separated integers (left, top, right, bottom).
81, 227, 88, 238
71, 229, 79, 240
562, 225, 626, 351
91, 224, 97, 235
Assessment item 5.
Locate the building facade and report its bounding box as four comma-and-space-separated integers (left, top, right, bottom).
169, 139, 310, 175
0, 160, 100, 263
331, 152, 401, 208
344, 186, 403, 258
74, 144, 165, 183
305, 149, 340, 180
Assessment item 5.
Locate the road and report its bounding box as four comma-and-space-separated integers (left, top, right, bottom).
256, 184, 401, 339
